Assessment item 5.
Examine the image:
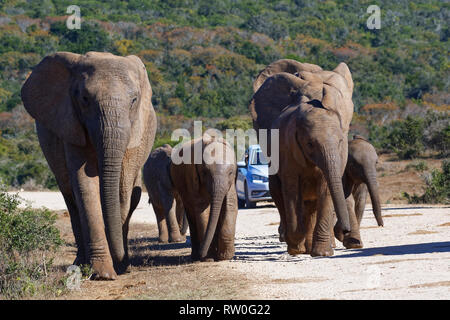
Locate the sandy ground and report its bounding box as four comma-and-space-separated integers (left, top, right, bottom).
13, 191, 450, 300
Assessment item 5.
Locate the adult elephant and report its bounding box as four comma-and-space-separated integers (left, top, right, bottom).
170, 134, 238, 261
21, 52, 157, 279
143, 144, 187, 244
335, 135, 384, 248
250, 59, 354, 256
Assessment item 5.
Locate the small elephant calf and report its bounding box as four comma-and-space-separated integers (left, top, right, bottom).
334, 135, 384, 248
170, 134, 238, 261
143, 144, 187, 243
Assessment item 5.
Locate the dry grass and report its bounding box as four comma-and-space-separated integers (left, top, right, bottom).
409, 281, 450, 289
407, 229, 439, 235
383, 213, 423, 218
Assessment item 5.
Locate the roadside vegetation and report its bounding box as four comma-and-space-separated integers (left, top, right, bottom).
0, 0, 447, 204
0, 184, 65, 298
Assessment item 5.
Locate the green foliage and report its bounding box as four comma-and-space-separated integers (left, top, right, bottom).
403, 160, 450, 204
49, 21, 113, 54
405, 160, 429, 172
369, 111, 449, 159
0, 131, 57, 190
0, 184, 64, 298
0, 0, 448, 189
216, 116, 253, 132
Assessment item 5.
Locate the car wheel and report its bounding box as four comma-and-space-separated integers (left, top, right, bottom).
244, 181, 256, 209
238, 197, 246, 209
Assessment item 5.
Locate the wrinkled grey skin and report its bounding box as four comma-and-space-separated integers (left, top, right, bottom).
170, 135, 238, 261
143, 144, 187, 244
334, 136, 384, 248
21, 52, 156, 280
251, 59, 354, 257
279, 135, 384, 250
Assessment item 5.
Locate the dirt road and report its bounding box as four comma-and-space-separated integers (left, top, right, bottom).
15, 191, 450, 300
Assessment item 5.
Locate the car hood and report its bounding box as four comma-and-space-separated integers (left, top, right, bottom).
248, 165, 268, 177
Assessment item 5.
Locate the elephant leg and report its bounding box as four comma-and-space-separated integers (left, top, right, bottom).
184, 205, 207, 261
166, 199, 184, 243
300, 200, 317, 254
118, 172, 143, 272
215, 185, 238, 261
354, 184, 368, 226
342, 194, 363, 249
36, 123, 87, 265
311, 180, 334, 257
175, 192, 188, 236
65, 143, 116, 280
62, 193, 88, 265
281, 175, 304, 255
269, 174, 286, 242
329, 211, 337, 248
154, 203, 169, 243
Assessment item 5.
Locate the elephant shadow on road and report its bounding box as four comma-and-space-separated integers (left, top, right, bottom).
129, 236, 192, 267
331, 241, 450, 259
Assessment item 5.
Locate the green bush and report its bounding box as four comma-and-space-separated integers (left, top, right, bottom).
403, 160, 450, 204
0, 185, 64, 299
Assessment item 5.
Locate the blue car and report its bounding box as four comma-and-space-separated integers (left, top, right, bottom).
236, 145, 272, 208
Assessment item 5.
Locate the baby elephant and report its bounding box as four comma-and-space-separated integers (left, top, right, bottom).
170, 134, 238, 262
143, 144, 187, 243
334, 135, 384, 248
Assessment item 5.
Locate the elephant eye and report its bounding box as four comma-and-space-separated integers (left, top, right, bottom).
131, 97, 138, 107
307, 142, 313, 149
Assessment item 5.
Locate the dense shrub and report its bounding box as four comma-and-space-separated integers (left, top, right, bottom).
0, 185, 64, 298
368, 111, 449, 159
403, 160, 450, 204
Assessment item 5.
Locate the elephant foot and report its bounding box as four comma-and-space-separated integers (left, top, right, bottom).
91, 260, 117, 280
287, 243, 306, 256
200, 257, 215, 262
310, 243, 334, 257
169, 234, 186, 243
333, 225, 345, 242
279, 233, 286, 243
343, 236, 363, 249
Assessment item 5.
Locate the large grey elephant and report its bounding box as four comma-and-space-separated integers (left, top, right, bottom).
335, 135, 384, 248
21, 52, 157, 280
250, 59, 354, 257
143, 144, 187, 244
170, 134, 238, 261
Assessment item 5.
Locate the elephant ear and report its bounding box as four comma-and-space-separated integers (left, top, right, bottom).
333, 62, 353, 94
250, 72, 309, 130
21, 52, 86, 146
126, 55, 154, 149
253, 59, 322, 93
319, 63, 355, 132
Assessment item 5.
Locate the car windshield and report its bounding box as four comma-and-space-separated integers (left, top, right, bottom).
250, 150, 269, 165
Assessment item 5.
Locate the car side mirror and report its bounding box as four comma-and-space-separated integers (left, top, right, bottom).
237, 161, 246, 168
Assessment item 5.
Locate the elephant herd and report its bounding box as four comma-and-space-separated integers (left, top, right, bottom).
21, 52, 383, 280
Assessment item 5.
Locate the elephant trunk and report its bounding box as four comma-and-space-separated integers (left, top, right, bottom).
321, 148, 351, 234
199, 178, 227, 259
365, 170, 384, 227
96, 107, 131, 272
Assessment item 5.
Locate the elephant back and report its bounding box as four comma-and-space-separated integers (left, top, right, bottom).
250, 62, 354, 133
253, 59, 323, 93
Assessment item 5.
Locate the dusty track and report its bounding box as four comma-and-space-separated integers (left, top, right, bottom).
15, 191, 450, 300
